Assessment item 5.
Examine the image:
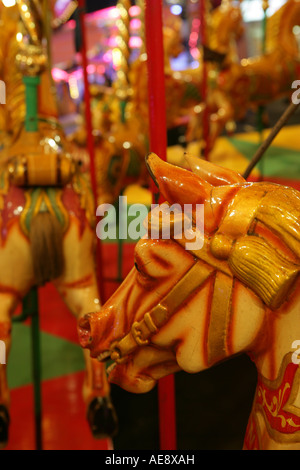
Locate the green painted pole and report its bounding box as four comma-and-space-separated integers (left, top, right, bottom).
23, 288, 41, 450
23, 74, 42, 450
13, 287, 41, 450
23, 76, 40, 133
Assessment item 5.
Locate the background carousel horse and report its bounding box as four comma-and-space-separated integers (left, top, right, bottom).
0, 1, 117, 447
70, 0, 244, 206
79, 154, 300, 450
187, 0, 300, 154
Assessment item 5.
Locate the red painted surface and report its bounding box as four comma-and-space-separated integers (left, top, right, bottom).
244, 360, 300, 450
200, 0, 209, 160
145, 0, 167, 202
5, 242, 135, 450
145, 0, 177, 451
77, 0, 105, 304
4, 372, 111, 450
248, 176, 300, 191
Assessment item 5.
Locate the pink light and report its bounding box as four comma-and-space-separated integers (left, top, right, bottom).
106, 6, 120, 19
87, 64, 96, 74
129, 5, 141, 17
192, 18, 201, 28
190, 32, 199, 43
70, 69, 83, 80
64, 19, 76, 30
130, 18, 141, 30
108, 37, 118, 48
86, 6, 120, 22
55, 0, 70, 16
52, 67, 69, 82
129, 36, 142, 48
103, 51, 112, 63
97, 65, 105, 74
190, 47, 200, 60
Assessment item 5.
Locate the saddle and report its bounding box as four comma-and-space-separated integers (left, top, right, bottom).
6, 121, 78, 188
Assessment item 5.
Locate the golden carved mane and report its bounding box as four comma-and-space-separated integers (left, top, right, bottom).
212, 183, 300, 309
146, 154, 300, 311
265, 0, 300, 57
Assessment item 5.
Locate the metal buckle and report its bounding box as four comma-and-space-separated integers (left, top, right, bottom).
131, 322, 150, 347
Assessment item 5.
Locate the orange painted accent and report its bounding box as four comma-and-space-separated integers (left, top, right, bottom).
0, 285, 22, 303
212, 187, 241, 232
0, 322, 11, 340
226, 278, 236, 356
244, 414, 260, 450
147, 153, 211, 206
253, 222, 298, 263
203, 274, 216, 367
58, 273, 94, 290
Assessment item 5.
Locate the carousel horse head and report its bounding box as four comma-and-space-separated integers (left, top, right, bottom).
209, 0, 244, 61
79, 154, 300, 443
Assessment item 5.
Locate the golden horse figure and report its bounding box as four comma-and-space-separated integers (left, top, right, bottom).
79, 153, 300, 450
0, 1, 117, 447
188, 0, 300, 154
82, 0, 244, 206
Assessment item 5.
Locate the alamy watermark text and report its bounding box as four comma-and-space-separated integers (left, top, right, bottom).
96, 196, 204, 250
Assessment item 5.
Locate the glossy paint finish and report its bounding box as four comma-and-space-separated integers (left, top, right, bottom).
79, 155, 300, 450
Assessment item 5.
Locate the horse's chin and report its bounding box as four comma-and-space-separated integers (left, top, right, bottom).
108, 363, 157, 394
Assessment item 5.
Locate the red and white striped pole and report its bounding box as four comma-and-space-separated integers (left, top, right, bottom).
145, 0, 177, 450
77, 0, 105, 302
200, 0, 209, 160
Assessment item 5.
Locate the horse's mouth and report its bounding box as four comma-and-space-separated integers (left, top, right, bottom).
97, 350, 111, 362
106, 362, 117, 376
97, 351, 128, 382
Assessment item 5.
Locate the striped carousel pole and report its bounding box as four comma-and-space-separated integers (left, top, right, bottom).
115, 0, 131, 122
145, 0, 177, 450
113, 0, 132, 283
77, 0, 105, 301
200, 0, 210, 160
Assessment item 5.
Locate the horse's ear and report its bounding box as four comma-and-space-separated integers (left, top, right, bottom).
146, 153, 211, 205
185, 153, 245, 186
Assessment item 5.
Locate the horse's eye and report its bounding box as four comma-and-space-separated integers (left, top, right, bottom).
134, 262, 141, 273
134, 261, 147, 278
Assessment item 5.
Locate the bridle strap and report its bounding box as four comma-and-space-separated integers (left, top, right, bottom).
175, 237, 232, 276
109, 235, 236, 364
207, 271, 234, 365
110, 260, 215, 363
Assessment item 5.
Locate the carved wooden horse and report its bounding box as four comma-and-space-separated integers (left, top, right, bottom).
79, 154, 300, 449
79, 0, 245, 206
0, 123, 118, 447
188, 0, 300, 153
0, 2, 117, 448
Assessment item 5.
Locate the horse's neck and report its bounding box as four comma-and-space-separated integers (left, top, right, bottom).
246, 289, 300, 450
209, 7, 232, 52
254, 287, 300, 379
266, 1, 300, 57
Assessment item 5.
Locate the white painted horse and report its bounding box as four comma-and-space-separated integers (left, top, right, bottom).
0, 122, 119, 447
0, 2, 118, 447
79, 154, 300, 450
